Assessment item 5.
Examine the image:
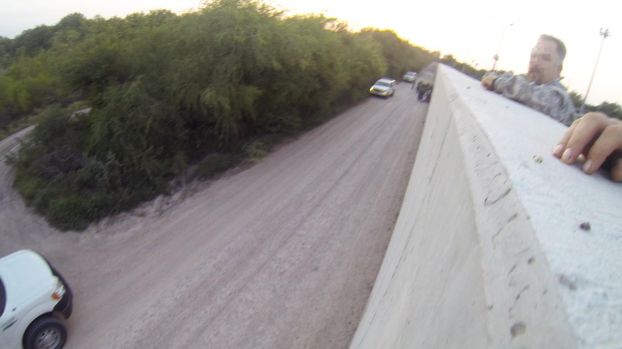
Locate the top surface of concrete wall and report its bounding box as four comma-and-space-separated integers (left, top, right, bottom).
350, 65, 620, 349
443, 66, 621, 347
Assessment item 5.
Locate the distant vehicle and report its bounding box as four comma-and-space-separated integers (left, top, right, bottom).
402, 71, 417, 82
369, 78, 396, 97
0, 250, 73, 349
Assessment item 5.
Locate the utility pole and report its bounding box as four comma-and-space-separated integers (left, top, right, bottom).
491, 23, 513, 71
491, 54, 499, 71
580, 28, 611, 114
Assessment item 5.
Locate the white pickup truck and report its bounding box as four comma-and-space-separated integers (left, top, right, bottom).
0, 250, 73, 349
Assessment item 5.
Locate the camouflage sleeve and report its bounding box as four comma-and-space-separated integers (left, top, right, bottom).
492, 73, 577, 126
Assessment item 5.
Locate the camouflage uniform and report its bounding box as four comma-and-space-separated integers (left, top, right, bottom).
491, 72, 577, 126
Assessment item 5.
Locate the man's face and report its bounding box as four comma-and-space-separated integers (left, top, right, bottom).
527, 39, 562, 84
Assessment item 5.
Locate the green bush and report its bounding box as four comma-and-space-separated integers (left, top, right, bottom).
47, 195, 95, 231
11, 0, 438, 230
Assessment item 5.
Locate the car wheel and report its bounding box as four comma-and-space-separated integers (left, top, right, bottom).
24, 316, 67, 349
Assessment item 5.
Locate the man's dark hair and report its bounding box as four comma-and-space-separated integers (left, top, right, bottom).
539, 34, 567, 61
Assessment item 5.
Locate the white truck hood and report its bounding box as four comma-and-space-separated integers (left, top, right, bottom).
0, 250, 55, 311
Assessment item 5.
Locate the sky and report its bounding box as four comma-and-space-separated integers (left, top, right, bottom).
1, 0, 620, 106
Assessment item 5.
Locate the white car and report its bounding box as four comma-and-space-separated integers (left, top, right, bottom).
0, 250, 73, 349
369, 78, 396, 97
402, 71, 417, 82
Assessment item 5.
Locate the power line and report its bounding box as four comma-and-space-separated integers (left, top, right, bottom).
491, 23, 513, 71
580, 28, 610, 114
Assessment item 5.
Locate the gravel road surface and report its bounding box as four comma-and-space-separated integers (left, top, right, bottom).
0, 84, 426, 348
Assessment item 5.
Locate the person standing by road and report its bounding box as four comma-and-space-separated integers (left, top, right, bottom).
481, 34, 576, 126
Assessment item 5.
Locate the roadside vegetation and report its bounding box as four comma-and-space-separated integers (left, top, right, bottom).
1, 0, 437, 230
4, 0, 616, 231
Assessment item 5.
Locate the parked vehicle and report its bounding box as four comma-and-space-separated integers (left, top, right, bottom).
0, 250, 73, 349
402, 71, 417, 82
369, 78, 396, 97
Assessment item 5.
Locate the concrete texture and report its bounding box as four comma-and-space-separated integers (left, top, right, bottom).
351, 66, 622, 348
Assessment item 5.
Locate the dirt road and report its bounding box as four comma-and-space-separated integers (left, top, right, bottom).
0, 84, 426, 348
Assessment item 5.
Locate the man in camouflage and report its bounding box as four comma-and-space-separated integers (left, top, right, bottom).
481, 34, 576, 126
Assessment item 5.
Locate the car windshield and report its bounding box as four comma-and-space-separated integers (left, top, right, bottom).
376, 81, 391, 87
0, 278, 5, 316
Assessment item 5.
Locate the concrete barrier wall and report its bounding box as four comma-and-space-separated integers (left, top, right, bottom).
350, 65, 622, 348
